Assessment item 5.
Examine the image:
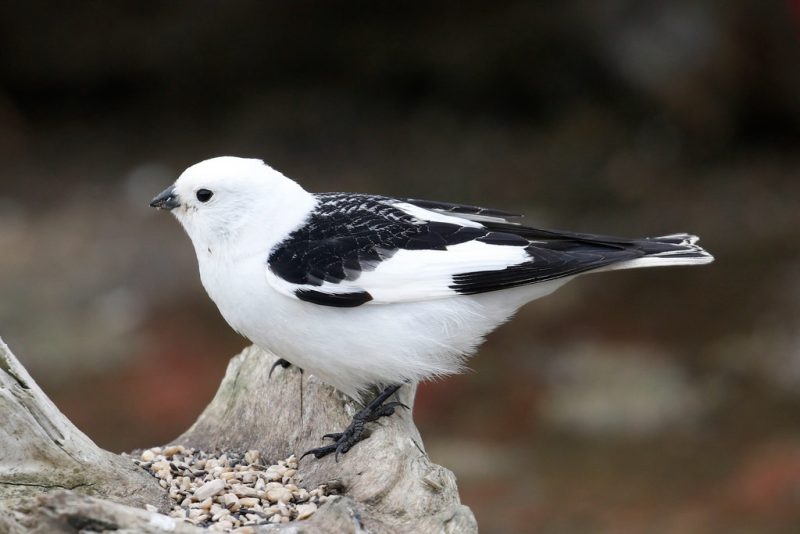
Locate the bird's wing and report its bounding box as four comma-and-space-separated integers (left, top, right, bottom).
265, 193, 703, 307
395, 197, 522, 224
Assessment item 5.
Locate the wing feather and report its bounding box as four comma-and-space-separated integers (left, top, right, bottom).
399, 197, 522, 223
265, 193, 711, 307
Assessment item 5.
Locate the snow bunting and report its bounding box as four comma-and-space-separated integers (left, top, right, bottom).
151, 156, 713, 459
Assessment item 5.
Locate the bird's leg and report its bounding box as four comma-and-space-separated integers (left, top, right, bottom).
268, 358, 293, 378
300, 384, 408, 461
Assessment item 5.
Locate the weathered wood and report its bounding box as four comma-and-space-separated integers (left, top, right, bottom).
0, 338, 168, 510
2, 490, 204, 534
175, 345, 477, 533
0, 339, 476, 533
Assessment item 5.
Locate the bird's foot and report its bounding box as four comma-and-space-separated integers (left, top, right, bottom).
301, 384, 407, 461
268, 358, 293, 378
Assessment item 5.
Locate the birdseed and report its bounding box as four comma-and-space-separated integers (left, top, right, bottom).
132, 446, 332, 531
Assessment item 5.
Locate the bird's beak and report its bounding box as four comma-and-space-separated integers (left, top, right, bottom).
150, 185, 180, 210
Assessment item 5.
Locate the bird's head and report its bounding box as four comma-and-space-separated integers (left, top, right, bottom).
150, 156, 312, 251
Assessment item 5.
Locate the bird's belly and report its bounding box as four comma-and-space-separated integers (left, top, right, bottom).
215, 288, 517, 399
201, 256, 564, 400
281, 304, 471, 394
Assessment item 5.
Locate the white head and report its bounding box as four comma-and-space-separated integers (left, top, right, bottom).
150, 156, 314, 252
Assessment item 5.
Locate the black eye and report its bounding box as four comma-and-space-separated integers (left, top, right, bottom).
196, 189, 213, 202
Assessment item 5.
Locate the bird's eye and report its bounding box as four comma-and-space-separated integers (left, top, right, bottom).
196, 189, 213, 202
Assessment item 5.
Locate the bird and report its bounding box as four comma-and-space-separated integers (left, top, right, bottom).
150, 156, 713, 460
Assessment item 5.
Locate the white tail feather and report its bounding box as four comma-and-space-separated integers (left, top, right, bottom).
598, 233, 713, 272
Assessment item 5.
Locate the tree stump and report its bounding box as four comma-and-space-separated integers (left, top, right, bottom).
0, 338, 477, 533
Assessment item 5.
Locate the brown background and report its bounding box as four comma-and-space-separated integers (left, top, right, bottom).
1, 2, 799, 532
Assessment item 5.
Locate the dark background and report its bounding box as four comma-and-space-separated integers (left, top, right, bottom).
1, 2, 799, 532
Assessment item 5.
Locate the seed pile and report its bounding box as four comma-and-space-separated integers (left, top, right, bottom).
133, 446, 333, 531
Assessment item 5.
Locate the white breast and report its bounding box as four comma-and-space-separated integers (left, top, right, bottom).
197, 238, 567, 399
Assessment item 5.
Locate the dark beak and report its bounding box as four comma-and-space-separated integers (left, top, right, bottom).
150, 185, 180, 210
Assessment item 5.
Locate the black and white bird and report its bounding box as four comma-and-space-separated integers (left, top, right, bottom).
150, 156, 713, 459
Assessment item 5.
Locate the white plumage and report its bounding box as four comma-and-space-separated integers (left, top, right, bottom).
151, 156, 713, 400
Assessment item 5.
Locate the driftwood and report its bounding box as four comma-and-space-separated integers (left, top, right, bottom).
0, 338, 477, 533
0, 339, 169, 510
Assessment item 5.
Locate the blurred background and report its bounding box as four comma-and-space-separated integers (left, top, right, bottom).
1, 1, 799, 532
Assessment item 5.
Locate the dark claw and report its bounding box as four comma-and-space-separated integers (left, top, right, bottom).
302, 425, 363, 462
300, 444, 337, 460
375, 401, 409, 418
268, 358, 292, 378
300, 384, 405, 461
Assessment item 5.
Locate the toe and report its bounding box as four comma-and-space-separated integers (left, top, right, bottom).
300, 445, 336, 460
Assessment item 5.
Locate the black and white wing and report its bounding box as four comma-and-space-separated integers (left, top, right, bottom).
265, 193, 713, 307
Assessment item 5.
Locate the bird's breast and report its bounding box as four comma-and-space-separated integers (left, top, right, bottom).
197, 249, 274, 336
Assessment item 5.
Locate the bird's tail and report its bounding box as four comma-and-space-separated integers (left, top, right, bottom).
601, 233, 714, 272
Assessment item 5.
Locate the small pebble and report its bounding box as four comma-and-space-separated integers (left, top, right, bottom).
295, 502, 317, 520
134, 446, 330, 532
212, 509, 231, 521
163, 445, 183, 457
265, 487, 292, 504
239, 497, 259, 508
264, 470, 281, 482
223, 493, 240, 511
194, 479, 226, 501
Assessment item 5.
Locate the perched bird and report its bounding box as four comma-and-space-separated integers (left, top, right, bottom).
150, 156, 713, 459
